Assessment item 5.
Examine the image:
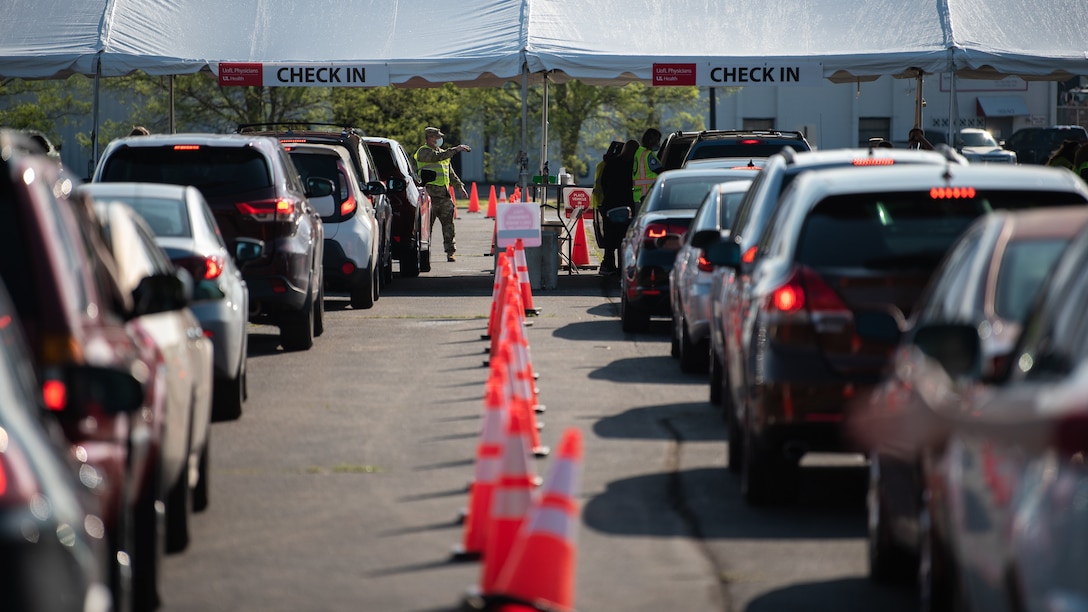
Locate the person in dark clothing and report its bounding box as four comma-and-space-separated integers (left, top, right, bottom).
597, 139, 639, 274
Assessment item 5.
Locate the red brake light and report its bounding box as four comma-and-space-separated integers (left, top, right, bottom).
173, 145, 200, 151
646, 226, 667, 240
0, 437, 40, 506
852, 158, 895, 166
642, 222, 687, 246
697, 254, 714, 273
739, 139, 761, 145
930, 186, 977, 199
279, 138, 307, 144
742, 245, 758, 264
174, 255, 225, 281
772, 284, 803, 312
236, 198, 298, 221
766, 266, 849, 314
276, 199, 295, 215
42, 379, 67, 411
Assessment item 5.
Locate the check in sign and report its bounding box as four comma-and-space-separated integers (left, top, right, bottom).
216, 62, 391, 87
496, 203, 541, 248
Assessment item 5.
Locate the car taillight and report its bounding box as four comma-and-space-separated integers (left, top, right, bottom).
42, 379, 67, 411
739, 139, 761, 145
765, 266, 850, 315
642, 222, 687, 247
0, 430, 40, 506
697, 253, 714, 272
852, 158, 895, 166
236, 198, 299, 222
173, 145, 200, 151
174, 255, 226, 281
340, 192, 357, 217
930, 186, 977, 199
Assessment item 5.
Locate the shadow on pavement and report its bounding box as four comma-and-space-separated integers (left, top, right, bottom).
593, 401, 725, 442
746, 577, 917, 612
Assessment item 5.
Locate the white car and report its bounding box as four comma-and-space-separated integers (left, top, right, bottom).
81, 182, 262, 421
284, 142, 384, 309
669, 179, 752, 373
954, 128, 1018, 164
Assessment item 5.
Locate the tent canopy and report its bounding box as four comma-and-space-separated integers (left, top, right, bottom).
2, 0, 1086, 85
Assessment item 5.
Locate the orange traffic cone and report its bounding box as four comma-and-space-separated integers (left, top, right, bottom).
469, 182, 481, 213
513, 239, 540, 317
499, 186, 509, 204
486, 185, 498, 219
449, 185, 460, 219
482, 251, 509, 341
512, 186, 521, 202
479, 401, 538, 593
571, 214, 590, 268
452, 362, 511, 561
500, 300, 549, 457
491, 428, 582, 612
486, 252, 516, 361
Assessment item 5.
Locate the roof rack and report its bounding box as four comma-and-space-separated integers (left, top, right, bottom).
235, 122, 367, 137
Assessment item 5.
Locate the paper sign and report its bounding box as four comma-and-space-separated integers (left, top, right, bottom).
496, 202, 541, 247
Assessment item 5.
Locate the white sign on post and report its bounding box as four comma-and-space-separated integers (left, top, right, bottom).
496, 202, 541, 247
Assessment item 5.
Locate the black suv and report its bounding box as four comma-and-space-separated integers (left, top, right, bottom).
94, 133, 326, 351
238, 123, 395, 285
658, 129, 812, 171
1003, 125, 1088, 165
364, 136, 432, 277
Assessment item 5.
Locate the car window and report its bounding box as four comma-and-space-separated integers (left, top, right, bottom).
720, 190, 747, 227
369, 145, 399, 181
100, 146, 273, 196
198, 198, 227, 248
915, 223, 987, 323
689, 142, 804, 160
651, 177, 727, 211
106, 196, 192, 238
795, 193, 985, 270
289, 152, 345, 201
994, 239, 1068, 321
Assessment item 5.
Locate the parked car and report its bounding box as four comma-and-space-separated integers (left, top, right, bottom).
860, 214, 1088, 611
281, 142, 383, 309
363, 136, 433, 277
1, 129, 189, 610
93, 133, 326, 351
618, 166, 762, 332
855, 207, 1088, 597
658, 129, 811, 171
0, 274, 141, 612
669, 179, 752, 373
238, 123, 394, 286
704, 162, 1088, 506
707, 146, 969, 461
952, 128, 1018, 164
80, 182, 263, 421
1003, 124, 1088, 165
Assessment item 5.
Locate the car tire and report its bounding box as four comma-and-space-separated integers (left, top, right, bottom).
420, 248, 431, 273
741, 429, 797, 506
132, 467, 163, 612
212, 370, 244, 422
280, 284, 315, 351
620, 291, 649, 332
670, 316, 681, 358
919, 498, 958, 612
867, 455, 915, 583
192, 432, 210, 513
313, 281, 324, 337
164, 461, 190, 553
725, 369, 742, 473
351, 266, 376, 310
401, 233, 421, 278
381, 241, 394, 287
709, 352, 723, 406
679, 325, 709, 374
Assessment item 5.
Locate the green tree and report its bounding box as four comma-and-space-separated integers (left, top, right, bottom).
0, 76, 94, 148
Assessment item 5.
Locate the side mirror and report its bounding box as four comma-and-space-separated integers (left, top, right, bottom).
913, 323, 982, 380
305, 176, 335, 199
234, 237, 265, 268
363, 180, 386, 196
690, 228, 725, 249
130, 269, 191, 317
386, 178, 408, 193
703, 239, 742, 270
61, 365, 146, 416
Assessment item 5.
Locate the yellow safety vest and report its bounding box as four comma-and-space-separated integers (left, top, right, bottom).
633, 146, 658, 201
415, 147, 452, 187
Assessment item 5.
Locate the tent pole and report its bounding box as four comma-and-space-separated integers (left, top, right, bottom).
539, 72, 549, 205
91, 52, 102, 178
520, 68, 529, 202
914, 69, 924, 128
169, 75, 176, 134
948, 71, 957, 144
709, 87, 716, 130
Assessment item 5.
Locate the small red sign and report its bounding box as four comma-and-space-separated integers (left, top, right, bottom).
218, 63, 263, 87
653, 63, 697, 86
565, 189, 590, 218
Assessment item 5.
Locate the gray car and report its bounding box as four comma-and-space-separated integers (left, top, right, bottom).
81, 182, 263, 421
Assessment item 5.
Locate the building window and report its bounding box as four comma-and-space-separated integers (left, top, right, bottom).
859, 117, 891, 147
743, 118, 775, 131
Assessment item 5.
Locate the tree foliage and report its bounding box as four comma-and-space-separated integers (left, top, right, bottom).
0, 76, 93, 147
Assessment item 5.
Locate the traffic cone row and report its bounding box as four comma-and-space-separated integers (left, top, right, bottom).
451, 223, 579, 612
512, 239, 540, 317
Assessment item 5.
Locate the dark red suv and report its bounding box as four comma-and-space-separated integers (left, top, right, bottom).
94, 133, 326, 351
0, 129, 188, 611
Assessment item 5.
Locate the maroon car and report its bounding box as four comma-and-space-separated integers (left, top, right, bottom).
0, 129, 192, 611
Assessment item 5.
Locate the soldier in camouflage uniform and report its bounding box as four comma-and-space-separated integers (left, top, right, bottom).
415, 126, 470, 262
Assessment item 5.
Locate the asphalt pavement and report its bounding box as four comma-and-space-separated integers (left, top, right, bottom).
159, 208, 915, 611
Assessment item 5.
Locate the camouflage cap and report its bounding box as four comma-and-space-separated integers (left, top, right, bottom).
424, 126, 445, 138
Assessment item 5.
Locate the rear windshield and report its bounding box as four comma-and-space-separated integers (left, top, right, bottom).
288, 152, 345, 198
689, 141, 805, 161
99, 146, 272, 196
994, 238, 1068, 321
796, 190, 1087, 270
653, 177, 739, 211
100, 196, 192, 238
